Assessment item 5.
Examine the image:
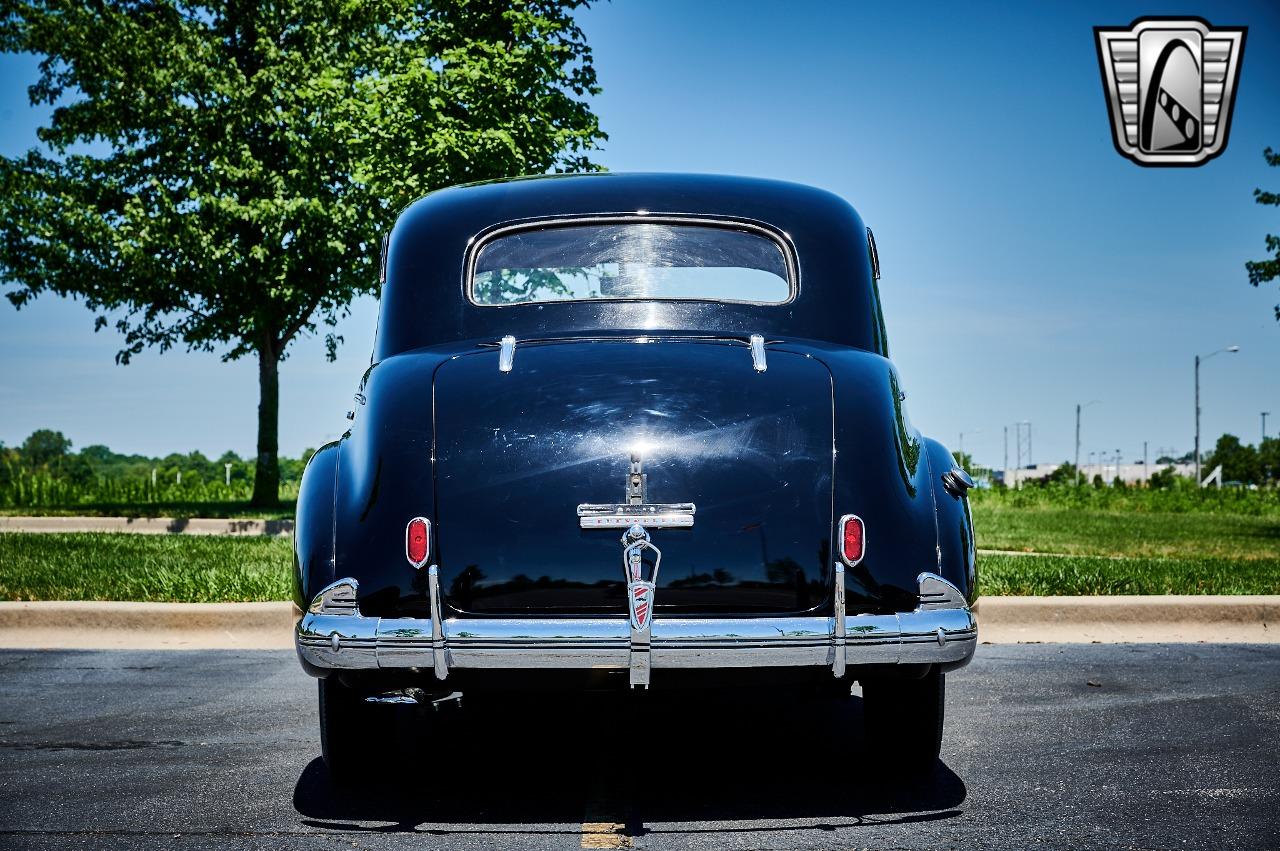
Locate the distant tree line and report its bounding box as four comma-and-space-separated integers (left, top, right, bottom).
986, 433, 1280, 490
1203, 434, 1280, 486
0, 429, 312, 506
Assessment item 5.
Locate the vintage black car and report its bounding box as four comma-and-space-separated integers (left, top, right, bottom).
294, 173, 977, 780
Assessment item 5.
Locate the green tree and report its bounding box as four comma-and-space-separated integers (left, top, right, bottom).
1258, 437, 1280, 484
20, 429, 72, 469
1045, 461, 1078, 485
1148, 465, 1178, 489
0, 0, 605, 506
1246, 147, 1280, 324
1205, 434, 1259, 484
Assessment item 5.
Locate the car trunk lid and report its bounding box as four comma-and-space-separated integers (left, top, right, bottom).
432, 338, 835, 616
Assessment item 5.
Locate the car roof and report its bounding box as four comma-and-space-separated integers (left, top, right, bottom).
376, 173, 884, 358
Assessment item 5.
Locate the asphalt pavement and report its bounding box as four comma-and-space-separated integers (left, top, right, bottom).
0, 644, 1277, 850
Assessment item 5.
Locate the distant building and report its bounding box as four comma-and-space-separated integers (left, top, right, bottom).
994, 462, 1194, 488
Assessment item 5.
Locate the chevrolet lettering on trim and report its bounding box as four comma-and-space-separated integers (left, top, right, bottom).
293, 174, 978, 781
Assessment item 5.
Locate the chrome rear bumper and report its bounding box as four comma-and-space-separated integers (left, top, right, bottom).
295, 570, 977, 679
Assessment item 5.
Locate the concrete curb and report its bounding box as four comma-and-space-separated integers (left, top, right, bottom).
974, 595, 1278, 644
0, 595, 1275, 650
0, 516, 293, 536
0, 601, 298, 649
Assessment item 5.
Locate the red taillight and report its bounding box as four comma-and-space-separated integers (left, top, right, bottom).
839, 514, 865, 566
406, 517, 430, 568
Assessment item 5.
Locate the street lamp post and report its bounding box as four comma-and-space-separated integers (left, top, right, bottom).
1264, 412, 1271, 444
1195, 346, 1240, 484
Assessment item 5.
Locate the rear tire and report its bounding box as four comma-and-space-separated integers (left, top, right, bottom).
319, 678, 385, 786
861, 667, 945, 773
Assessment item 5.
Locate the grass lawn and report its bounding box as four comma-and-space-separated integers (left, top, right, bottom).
0, 533, 292, 602
969, 503, 1280, 562
970, 499, 1279, 595
2, 498, 1277, 600
980, 553, 1279, 596
0, 501, 296, 520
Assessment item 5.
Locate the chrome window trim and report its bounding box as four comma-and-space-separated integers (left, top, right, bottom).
463, 214, 800, 309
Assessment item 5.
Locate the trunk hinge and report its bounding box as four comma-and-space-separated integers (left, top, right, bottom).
749, 334, 767, 372
497, 335, 516, 373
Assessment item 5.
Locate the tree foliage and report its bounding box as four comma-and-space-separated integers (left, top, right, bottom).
1246, 147, 1280, 323
0, 0, 605, 505
0, 427, 315, 508
1205, 434, 1259, 485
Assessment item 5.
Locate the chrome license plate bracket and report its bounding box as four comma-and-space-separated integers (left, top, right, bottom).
576, 502, 696, 529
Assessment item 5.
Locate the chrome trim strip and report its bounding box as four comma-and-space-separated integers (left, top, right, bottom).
497, 335, 516, 372
832, 563, 846, 678
366, 692, 420, 705
749, 333, 767, 372
428, 565, 448, 680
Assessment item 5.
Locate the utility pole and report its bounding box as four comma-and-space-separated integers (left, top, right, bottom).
1074, 402, 1100, 486
1003, 426, 1008, 488
1015, 424, 1023, 488
1264, 412, 1271, 443
1075, 404, 1081, 486
1143, 441, 1148, 485
1196, 346, 1240, 484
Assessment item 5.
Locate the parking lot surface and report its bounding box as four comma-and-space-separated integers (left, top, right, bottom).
0, 644, 1277, 849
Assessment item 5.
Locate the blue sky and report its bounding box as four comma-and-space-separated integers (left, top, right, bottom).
1, 0, 1278, 470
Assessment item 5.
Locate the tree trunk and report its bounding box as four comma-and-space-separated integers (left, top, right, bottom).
250, 340, 281, 507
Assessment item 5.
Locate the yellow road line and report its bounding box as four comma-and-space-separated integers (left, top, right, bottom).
580, 821, 634, 848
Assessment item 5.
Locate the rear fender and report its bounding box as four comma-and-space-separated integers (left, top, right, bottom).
332, 348, 454, 617
793, 342, 940, 613
293, 441, 340, 611
923, 437, 977, 604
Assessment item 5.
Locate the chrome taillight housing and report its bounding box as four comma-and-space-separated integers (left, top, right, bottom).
406, 517, 431, 568
838, 514, 865, 566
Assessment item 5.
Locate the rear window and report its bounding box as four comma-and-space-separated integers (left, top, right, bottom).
470, 221, 793, 306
